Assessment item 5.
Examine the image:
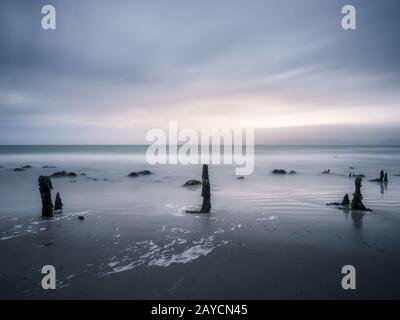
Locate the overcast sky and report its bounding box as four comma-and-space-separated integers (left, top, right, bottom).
0, 0, 399, 144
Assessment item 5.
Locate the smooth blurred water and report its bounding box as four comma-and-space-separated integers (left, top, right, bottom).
1, 145, 399, 218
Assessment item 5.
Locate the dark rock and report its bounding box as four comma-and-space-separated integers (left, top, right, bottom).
327, 193, 350, 207
38, 176, 53, 217
78, 216, 85, 220
237, 176, 245, 180
351, 176, 371, 211
127, 170, 152, 177
139, 170, 152, 175
51, 171, 77, 178
183, 179, 201, 186
322, 169, 330, 174
342, 193, 350, 206
54, 192, 63, 211
272, 169, 287, 174
128, 172, 139, 177
13, 168, 24, 172
42, 166, 57, 169
186, 164, 211, 214
289, 170, 297, 175
80, 173, 86, 176
22, 165, 32, 169
349, 167, 355, 169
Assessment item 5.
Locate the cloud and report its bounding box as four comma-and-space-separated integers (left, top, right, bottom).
0, 0, 399, 143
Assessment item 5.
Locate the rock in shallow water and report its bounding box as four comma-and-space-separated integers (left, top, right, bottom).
327, 193, 350, 207
272, 169, 287, 174
51, 171, 77, 178
183, 179, 201, 186
271, 169, 296, 175
127, 170, 152, 177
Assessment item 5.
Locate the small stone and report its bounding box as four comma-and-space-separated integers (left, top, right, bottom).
183, 179, 201, 186
78, 216, 85, 220
272, 169, 287, 174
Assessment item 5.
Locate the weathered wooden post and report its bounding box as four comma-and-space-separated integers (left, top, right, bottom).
199, 164, 211, 213
351, 176, 366, 211
38, 176, 54, 217
54, 192, 63, 211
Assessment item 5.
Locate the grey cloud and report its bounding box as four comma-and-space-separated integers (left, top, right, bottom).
0, 0, 399, 143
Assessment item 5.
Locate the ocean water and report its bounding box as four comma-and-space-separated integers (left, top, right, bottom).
0, 145, 400, 299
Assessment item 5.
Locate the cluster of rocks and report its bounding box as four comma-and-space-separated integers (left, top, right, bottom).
51, 171, 78, 178
13, 165, 33, 172
321, 169, 330, 174
127, 170, 152, 177
272, 169, 296, 175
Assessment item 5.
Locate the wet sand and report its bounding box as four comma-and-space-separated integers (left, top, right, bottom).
1, 210, 400, 299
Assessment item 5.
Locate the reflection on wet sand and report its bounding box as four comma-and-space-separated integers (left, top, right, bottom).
351, 211, 364, 229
